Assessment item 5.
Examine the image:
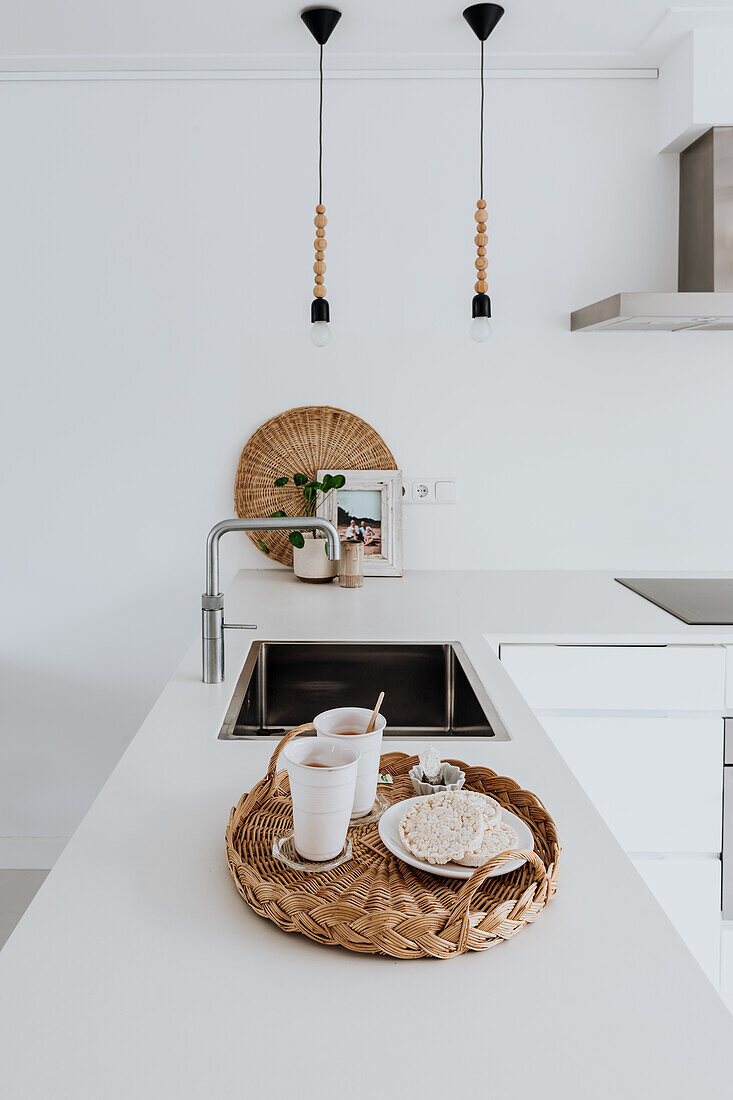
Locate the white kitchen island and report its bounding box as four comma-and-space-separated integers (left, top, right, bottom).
2, 570, 733, 1099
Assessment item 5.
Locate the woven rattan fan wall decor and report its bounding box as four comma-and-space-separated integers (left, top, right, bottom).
234, 406, 398, 566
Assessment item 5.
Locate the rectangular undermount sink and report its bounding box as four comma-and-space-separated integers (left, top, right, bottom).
218, 641, 509, 740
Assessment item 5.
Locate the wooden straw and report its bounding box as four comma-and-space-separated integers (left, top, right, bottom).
365, 692, 384, 735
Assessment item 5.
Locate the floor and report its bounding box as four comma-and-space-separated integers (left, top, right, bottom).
0, 870, 48, 950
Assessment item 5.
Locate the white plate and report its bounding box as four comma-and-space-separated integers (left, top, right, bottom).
378, 794, 535, 880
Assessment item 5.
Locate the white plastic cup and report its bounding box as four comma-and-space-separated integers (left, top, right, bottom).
314, 707, 386, 818
283, 738, 360, 861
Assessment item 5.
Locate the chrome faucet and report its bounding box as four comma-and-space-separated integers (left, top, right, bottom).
202, 517, 341, 684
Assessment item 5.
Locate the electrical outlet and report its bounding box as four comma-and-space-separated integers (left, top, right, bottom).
403, 478, 457, 504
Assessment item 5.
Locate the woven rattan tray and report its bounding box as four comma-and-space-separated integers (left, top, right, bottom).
234, 405, 397, 565
226, 725, 560, 959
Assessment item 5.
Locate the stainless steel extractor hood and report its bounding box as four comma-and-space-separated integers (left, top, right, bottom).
571, 126, 733, 331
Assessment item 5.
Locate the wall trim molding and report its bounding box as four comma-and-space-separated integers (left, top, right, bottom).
0, 67, 659, 83
0, 837, 69, 869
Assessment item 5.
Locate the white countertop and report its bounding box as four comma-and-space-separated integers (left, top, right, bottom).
2, 570, 733, 1099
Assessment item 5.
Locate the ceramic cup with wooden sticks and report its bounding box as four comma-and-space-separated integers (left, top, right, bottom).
314, 695, 386, 818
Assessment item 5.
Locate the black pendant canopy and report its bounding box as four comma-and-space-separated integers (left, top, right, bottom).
301, 6, 342, 45
463, 3, 504, 41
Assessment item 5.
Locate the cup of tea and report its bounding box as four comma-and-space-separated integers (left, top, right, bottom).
313, 707, 387, 818
282, 737, 360, 861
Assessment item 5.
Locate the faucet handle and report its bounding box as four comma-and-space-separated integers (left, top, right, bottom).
202, 593, 224, 610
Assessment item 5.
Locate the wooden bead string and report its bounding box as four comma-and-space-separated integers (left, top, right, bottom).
474, 198, 488, 294
313, 204, 327, 298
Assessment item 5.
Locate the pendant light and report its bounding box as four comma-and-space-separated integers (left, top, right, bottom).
301, 6, 342, 347
463, 4, 504, 342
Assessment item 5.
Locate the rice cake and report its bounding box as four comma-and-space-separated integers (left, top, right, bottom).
399, 792, 485, 865
454, 821, 520, 867
461, 791, 503, 834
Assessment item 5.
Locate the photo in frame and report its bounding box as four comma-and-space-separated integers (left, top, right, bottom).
317, 469, 403, 577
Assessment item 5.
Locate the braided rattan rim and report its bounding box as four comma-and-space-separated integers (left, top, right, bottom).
234, 406, 398, 565
225, 725, 560, 960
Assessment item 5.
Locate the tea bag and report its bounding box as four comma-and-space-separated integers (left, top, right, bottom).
419, 745, 444, 784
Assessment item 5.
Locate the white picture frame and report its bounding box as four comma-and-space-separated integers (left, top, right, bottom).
317, 469, 403, 577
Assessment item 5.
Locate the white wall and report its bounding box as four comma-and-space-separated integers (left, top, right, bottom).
3, 71, 733, 857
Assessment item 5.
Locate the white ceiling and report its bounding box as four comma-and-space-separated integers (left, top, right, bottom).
2, 1, 733, 72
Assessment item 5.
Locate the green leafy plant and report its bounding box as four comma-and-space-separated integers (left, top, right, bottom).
257, 472, 346, 554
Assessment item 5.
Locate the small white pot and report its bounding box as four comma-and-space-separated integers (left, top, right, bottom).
292, 533, 338, 584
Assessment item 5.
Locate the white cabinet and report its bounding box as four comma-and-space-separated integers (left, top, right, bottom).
633, 857, 721, 986
500, 644, 725, 712
540, 716, 723, 854
718, 925, 733, 1014
499, 641, 727, 992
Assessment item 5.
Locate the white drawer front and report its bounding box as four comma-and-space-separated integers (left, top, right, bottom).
634, 858, 721, 987
501, 644, 725, 712
541, 716, 723, 853
719, 926, 733, 1011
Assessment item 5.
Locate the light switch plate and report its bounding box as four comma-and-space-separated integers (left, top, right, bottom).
435, 480, 456, 503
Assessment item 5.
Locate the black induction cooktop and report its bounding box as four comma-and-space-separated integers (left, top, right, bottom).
616, 578, 733, 625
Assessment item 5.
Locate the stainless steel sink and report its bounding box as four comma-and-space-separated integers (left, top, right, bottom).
218, 641, 509, 740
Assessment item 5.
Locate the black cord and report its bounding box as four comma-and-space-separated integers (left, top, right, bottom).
318, 43, 324, 207
479, 38, 484, 200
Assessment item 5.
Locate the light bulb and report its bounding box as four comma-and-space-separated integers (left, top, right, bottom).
310, 321, 332, 347
469, 316, 493, 343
